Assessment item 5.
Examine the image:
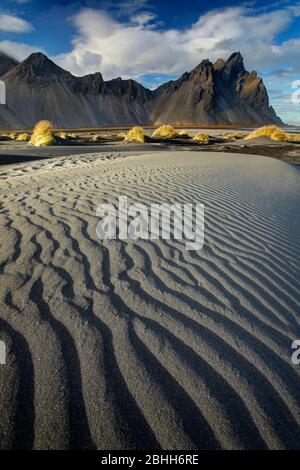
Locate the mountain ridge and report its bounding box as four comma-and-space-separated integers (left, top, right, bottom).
1, 51, 283, 128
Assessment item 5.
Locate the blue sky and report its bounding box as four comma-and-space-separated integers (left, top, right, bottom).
1, 0, 300, 123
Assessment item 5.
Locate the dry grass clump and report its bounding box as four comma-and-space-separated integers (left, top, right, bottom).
8, 132, 17, 140
223, 132, 246, 140
117, 132, 127, 139
193, 133, 210, 144
29, 120, 55, 147
59, 131, 78, 140
92, 134, 102, 142
244, 125, 300, 143
16, 133, 30, 142
288, 134, 300, 142
244, 125, 288, 142
152, 124, 178, 139
124, 126, 145, 143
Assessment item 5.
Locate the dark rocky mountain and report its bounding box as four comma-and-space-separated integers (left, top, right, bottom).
150, 52, 282, 125
0, 51, 282, 128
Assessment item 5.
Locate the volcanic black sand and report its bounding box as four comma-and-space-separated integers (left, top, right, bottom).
0, 150, 300, 449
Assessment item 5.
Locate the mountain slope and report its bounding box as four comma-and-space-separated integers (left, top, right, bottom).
0, 52, 18, 78
0, 105, 24, 129
1, 51, 282, 128
3, 53, 152, 128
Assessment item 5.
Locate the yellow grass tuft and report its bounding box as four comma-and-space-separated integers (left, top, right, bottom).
244, 125, 300, 142
223, 132, 246, 140
92, 134, 102, 142
124, 126, 145, 143
8, 132, 17, 140
16, 133, 30, 142
29, 120, 55, 147
288, 133, 300, 142
152, 125, 178, 139
117, 132, 127, 139
59, 131, 78, 140
244, 125, 288, 142
193, 133, 210, 144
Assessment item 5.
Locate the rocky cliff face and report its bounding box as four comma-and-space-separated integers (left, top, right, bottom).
216, 52, 276, 119
150, 52, 282, 125
1, 51, 282, 128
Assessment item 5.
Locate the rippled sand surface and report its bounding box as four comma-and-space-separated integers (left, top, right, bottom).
0, 151, 299, 449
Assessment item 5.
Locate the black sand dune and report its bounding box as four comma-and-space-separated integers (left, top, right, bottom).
0, 151, 300, 449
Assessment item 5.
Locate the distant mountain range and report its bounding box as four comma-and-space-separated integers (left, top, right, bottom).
0, 51, 282, 128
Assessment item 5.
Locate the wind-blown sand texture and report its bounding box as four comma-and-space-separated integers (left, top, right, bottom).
0, 151, 300, 450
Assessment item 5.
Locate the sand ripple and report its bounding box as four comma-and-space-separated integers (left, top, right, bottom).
0, 151, 299, 449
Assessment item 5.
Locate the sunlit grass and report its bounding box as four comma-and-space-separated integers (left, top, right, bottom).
58, 131, 78, 140
92, 134, 102, 141
193, 133, 210, 143
29, 120, 55, 147
16, 133, 30, 142
289, 134, 300, 142
152, 125, 178, 139
117, 132, 127, 139
223, 132, 246, 140
124, 126, 145, 143
244, 125, 288, 141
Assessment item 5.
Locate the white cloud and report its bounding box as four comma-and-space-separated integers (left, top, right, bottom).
53, 4, 300, 124
0, 40, 41, 61
3, 4, 300, 79
132, 12, 156, 25
0, 14, 33, 33
49, 5, 300, 82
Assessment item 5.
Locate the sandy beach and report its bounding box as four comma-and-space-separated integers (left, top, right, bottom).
0, 150, 300, 450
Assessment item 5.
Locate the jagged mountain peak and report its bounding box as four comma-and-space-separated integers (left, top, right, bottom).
226, 51, 243, 64
15, 52, 68, 79
214, 58, 225, 70
24, 52, 54, 65
2, 51, 283, 127
225, 52, 245, 72
192, 59, 214, 74
218, 51, 245, 82
2, 52, 72, 89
